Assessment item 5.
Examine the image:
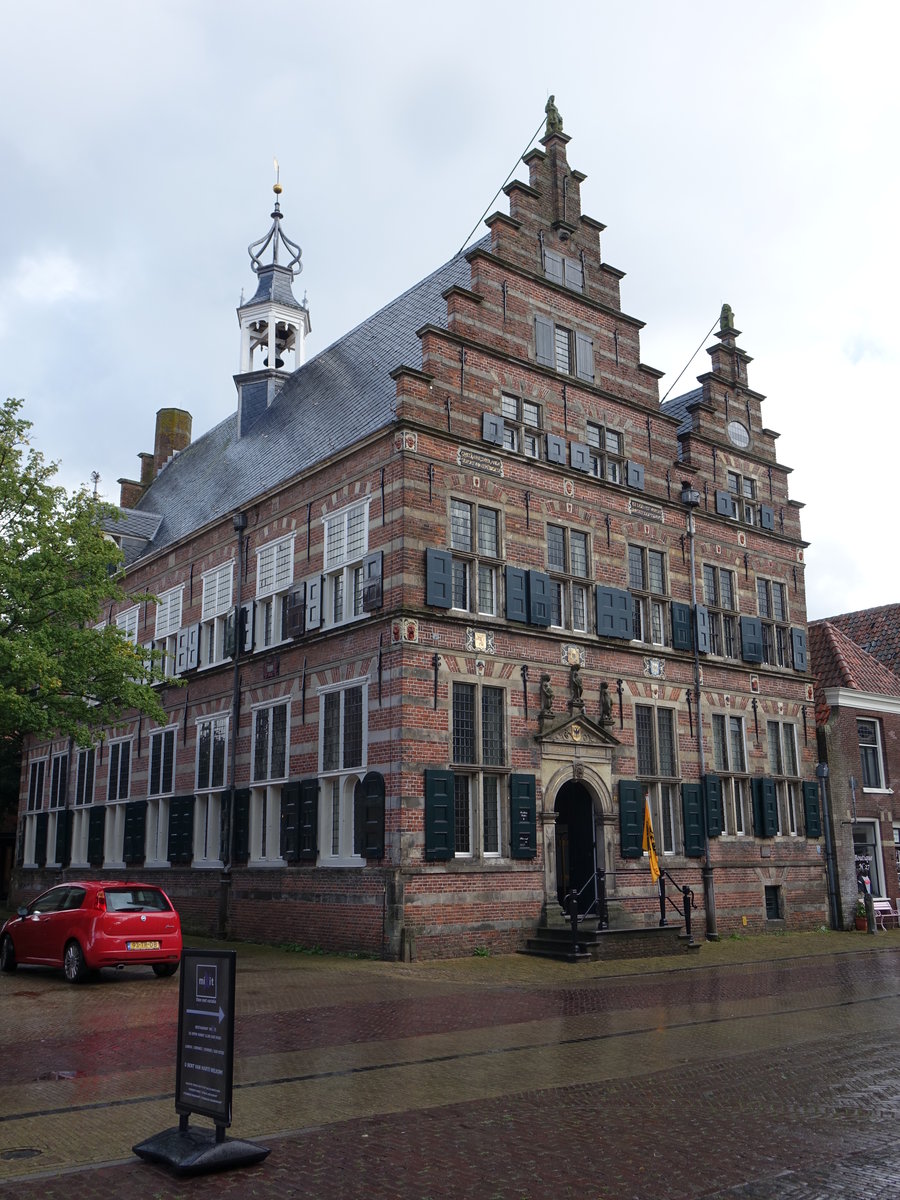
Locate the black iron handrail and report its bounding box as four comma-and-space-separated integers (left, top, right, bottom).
658, 868, 697, 944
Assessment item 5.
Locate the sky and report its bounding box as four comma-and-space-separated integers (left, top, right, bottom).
1, 0, 897, 622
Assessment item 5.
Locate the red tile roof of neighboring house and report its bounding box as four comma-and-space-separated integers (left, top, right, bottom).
827, 604, 900, 679
809, 620, 900, 725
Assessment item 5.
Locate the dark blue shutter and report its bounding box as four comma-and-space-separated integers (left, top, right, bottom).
361, 771, 386, 860
54, 809, 73, 868
535, 315, 554, 367
528, 570, 552, 627
88, 805, 105, 866
167, 796, 194, 864
570, 442, 591, 473
280, 781, 301, 862
752, 777, 778, 838
425, 549, 452, 608
760, 505, 775, 530
123, 800, 147, 865
671, 601, 693, 651
597, 586, 634, 640
626, 462, 645, 491
703, 774, 724, 838
425, 769, 455, 861
715, 489, 737, 518
284, 584, 306, 637
740, 616, 763, 663
619, 780, 643, 859
34, 812, 48, 867
298, 778, 319, 861
802, 781, 822, 838
682, 783, 704, 857
546, 434, 567, 464
482, 412, 504, 445
791, 627, 808, 671
509, 774, 537, 859
695, 604, 711, 654
506, 566, 528, 622
231, 788, 250, 864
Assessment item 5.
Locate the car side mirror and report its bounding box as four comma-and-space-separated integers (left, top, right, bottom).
16, 906, 28, 919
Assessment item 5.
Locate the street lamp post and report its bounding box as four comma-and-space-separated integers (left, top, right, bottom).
681, 481, 718, 940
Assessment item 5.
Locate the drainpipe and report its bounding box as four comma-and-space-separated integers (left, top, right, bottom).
221, 510, 247, 934
817, 762, 840, 928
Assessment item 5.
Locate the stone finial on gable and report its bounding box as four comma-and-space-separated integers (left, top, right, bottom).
544, 95, 564, 137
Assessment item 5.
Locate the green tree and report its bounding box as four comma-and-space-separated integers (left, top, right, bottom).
0, 397, 169, 745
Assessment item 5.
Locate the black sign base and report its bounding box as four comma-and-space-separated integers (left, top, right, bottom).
133, 1124, 270, 1177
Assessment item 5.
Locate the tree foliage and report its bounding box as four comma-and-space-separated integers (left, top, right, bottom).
0, 397, 169, 744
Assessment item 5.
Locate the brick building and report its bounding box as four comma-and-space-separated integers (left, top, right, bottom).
810, 614, 900, 925
11, 104, 827, 957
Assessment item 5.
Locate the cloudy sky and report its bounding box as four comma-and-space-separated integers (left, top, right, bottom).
1, 1, 897, 621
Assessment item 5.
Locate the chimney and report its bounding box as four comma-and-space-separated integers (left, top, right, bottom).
153, 408, 193, 477
118, 477, 143, 508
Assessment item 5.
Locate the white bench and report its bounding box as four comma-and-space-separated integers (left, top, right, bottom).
872, 899, 900, 930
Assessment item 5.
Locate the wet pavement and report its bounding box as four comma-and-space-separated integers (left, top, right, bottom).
1, 930, 899, 1199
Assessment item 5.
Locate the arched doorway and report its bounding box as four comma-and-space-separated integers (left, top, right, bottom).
554, 780, 597, 913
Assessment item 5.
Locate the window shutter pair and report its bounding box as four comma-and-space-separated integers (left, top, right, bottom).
88, 805, 106, 867
509, 774, 537, 859
175, 623, 199, 673
424, 770, 536, 861
802, 780, 822, 838
505, 567, 551, 626
671, 603, 712, 654
752, 777, 778, 838
596, 586, 633, 640
167, 796, 195, 864
681, 784, 704, 857
123, 800, 147, 865
740, 616, 764, 664
54, 809, 73, 868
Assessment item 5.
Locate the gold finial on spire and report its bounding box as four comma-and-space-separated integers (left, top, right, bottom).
273, 157, 282, 196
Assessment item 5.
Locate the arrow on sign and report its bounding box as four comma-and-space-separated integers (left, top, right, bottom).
187, 1006, 225, 1024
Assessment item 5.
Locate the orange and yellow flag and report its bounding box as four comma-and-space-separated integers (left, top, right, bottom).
642, 798, 660, 883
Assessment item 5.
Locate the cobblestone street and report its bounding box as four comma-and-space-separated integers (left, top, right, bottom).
1, 931, 898, 1199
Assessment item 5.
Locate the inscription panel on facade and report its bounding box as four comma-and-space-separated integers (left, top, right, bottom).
629, 498, 665, 523
457, 447, 504, 477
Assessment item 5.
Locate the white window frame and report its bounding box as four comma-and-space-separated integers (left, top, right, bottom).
318, 679, 369, 865
148, 726, 176, 799
155, 586, 184, 677
200, 561, 234, 667
449, 499, 500, 618
193, 793, 223, 866
116, 605, 139, 646
451, 681, 507, 860
144, 797, 170, 868
252, 699, 290, 784
195, 714, 229, 793
586, 422, 624, 483
249, 785, 283, 865
255, 534, 296, 648
323, 501, 369, 629
712, 712, 750, 835
858, 717, 888, 792
107, 738, 132, 802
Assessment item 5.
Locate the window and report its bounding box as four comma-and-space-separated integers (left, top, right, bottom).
28, 758, 46, 812
49, 752, 68, 809
253, 701, 289, 783
858, 718, 887, 790
501, 394, 542, 457
196, 715, 228, 791
107, 739, 131, 802
767, 721, 800, 835
727, 469, 758, 524
544, 248, 584, 293
628, 546, 668, 646
200, 562, 234, 666
193, 793, 222, 864
154, 586, 183, 676
449, 499, 501, 617
712, 713, 750, 835
75, 748, 95, 805
452, 682, 506, 858
635, 705, 678, 854
764, 885, 783, 920
757, 578, 789, 667
702, 565, 739, 659
586, 422, 624, 483
546, 525, 590, 632
256, 534, 295, 648
323, 501, 368, 627
116, 606, 139, 646
535, 315, 593, 382
147, 728, 175, 799
319, 682, 368, 862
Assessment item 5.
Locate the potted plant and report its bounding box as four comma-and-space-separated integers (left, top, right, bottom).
855, 899, 868, 931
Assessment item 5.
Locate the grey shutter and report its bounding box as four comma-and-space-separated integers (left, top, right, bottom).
752, 777, 778, 838
802, 781, 822, 838
626, 461, 645, 491
570, 442, 591, 473
506, 566, 528, 622
362, 550, 383, 611
509, 774, 537, 859
482, 412, 505, 446
304, 573, 322, 629
760, 505, 775, 531
425, 549, 452, 608
231, 788, 251, 864
535, 315, 554, 367
703, 774, 724, 838
596, 586, 634, 640
528, 570, 552, 627
618, 780, 643, 859
298, 778, 319, 861
284, 583, 307, 637
87, 805, 105, 867
546, 434, 567, 464
280, 781, 301, 862
715, 489, 738, 519
671, 601, 693, 651
575, 333, 594, 381
240, 602, 254, 653
424, 769, 455, 861
167, 796, 194, 865
695, 604, 711, 654
55, 809, 73, 868
791, 627, 808, 671
740, 616, 764, 663
176, 623, 199, 673
361, 771, 386, 860
544, 249, 563, 285
681, 783, 704, 857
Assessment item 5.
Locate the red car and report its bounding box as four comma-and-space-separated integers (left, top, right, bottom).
0, 881, 182, 983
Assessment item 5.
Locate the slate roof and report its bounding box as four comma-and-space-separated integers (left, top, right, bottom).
825, 605, 900, 680
808, 620, 900, 725
104, 507, 163, 542
134, 238, 488, 557
659, 387, 702, 436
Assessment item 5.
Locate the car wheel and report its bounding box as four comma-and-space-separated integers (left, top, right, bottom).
152, 962, 179, 978
0, 935, 16, 973
63, 940, 89, 984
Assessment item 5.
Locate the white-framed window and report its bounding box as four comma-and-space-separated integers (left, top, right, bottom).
547, 524, 590, 632
319, 680, 368, 863
501, 394, 542, 457
535, 315, 594, 382
193, 793, 222, 865
323, 501, 369, 627
148, 727, 176, 798
27, 758, 46, 812
196, 715, 228, 792
145, 797, 170, 866
49, 752, 68, 809
451, 682, 506, 859
726, 469, 758, 525
854, 821, 885, 897
702, 565, 739, 659
200, 561, 234, 667
635, 704, 678, 854
629, 545, 668, 647
250, 785, 284, 865
255, 534, 295, 648
767, 720, 800, 835
116, 605, 139, 646
103, 801, 127, 869
858, 717, 887, 791
252, 700, 289, 783
154, 586, 184, 676
74, 748, 95, 806
586, 422, 624, 483
712, 712, 750, 835
757, 578, 790, 667
449, 499, 501, 617
544, 248, 584, 293
107, 738, 132, 802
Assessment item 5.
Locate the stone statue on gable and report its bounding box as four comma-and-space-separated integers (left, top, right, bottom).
545, 95, 564, 136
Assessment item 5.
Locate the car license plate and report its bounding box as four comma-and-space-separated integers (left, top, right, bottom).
127, 940, 160, 950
